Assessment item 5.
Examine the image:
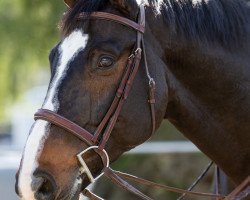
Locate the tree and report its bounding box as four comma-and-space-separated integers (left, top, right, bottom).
0, 0, 66, 122
0, 0, 249, 122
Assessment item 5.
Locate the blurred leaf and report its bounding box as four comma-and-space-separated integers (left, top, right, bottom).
0, 0, 66, 122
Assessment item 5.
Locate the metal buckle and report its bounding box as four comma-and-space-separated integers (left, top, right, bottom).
135, 48, 142, 55
128, 54, 135, 60
77, 146, 110, 183
149, 78, 156, 88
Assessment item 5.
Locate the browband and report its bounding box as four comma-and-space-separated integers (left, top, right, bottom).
77, 12, 145, 33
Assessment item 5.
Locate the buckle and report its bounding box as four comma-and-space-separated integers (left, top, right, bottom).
135, 48, 142, 55
128, 54, 135, 60
149, 78, 156, 88
77, 146, 110, 183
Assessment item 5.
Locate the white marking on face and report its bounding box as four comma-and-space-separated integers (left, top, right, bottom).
19, 120, 49, 200
18, 30, 89, 199
43, 30, 89, 110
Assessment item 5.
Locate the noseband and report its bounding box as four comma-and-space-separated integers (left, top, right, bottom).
34, 5, 227, 200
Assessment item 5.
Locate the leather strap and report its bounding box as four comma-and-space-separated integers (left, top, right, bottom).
226, 176, 250, 200
104, 168, 226, 200
34, 109, 94, 146
77, 12, 145, 33
82, 189, 104, 200
142, 37, 156, 135
89, 5, 148, 150
177, 161, 214, 200
148, 79, 156, 134
215, 165, 221, 200
104, 168, 153, 200
100, 48, 143, 150
92, 56, 135, 143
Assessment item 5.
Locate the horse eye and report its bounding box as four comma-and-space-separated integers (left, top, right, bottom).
98, 56, 114, 69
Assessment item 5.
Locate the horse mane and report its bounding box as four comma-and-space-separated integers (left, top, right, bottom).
61, 0, 249, 47
154, 0, 250, 47
61, 0, 109, 35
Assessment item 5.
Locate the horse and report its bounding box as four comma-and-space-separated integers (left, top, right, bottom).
15, 0, 250, 199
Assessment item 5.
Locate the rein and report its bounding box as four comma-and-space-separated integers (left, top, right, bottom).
34, 5, 227, 200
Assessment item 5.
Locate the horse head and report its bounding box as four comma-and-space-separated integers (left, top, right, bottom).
16, 0, 168, 199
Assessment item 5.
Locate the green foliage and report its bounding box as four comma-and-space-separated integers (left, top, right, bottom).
0, 0, 66, 122
153, 120, 186, 141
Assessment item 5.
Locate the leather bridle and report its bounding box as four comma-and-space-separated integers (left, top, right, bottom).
34, 5, 227, 200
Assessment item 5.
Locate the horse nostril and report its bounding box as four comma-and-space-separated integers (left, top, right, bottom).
32, 174, 56, 200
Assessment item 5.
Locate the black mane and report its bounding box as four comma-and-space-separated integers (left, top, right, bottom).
61, 0, 109, 34
156, 0, 250, 46
61, 0, 249, 47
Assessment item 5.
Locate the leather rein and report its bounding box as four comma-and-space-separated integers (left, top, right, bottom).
34, 5, 227, 200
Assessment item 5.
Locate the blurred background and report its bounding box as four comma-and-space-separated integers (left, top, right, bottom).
1, 0, 249, 199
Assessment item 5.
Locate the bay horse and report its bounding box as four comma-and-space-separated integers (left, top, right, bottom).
16, 0, 250, 199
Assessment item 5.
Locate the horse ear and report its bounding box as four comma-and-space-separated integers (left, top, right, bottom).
110, 0, 139, 16
64, 0, 77, 8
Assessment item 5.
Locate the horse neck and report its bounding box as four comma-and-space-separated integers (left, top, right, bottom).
146, 9, 250, 184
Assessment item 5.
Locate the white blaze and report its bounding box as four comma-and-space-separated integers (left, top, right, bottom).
18, 30, 89, 199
